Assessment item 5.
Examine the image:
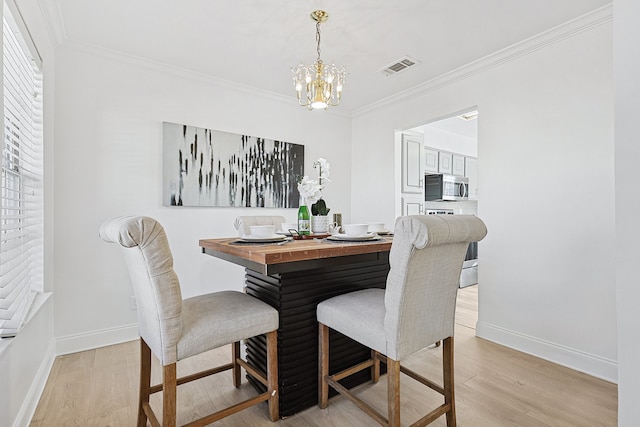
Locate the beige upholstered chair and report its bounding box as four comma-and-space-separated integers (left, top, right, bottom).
234, 215, 287, 236
99, 216, 279, 426
317, 215, 487, 427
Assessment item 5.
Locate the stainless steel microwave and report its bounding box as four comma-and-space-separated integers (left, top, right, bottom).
424, 174, 468, 201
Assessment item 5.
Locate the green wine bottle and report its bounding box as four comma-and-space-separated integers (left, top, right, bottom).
298, 205, 310, 235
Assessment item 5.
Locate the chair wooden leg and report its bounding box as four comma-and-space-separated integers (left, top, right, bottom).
371, 350, 380, 384
232, 341, 241, 388
443, 337, 456, 427
318, 323, 330, 409
138, 339, 152, 427
387, 358, 401, 427
162, 363, 177, 427
266, 331, 279, 421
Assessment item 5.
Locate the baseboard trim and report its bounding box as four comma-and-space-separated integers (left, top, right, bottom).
56, 323, 138, 356
476, 321, 617, 383
13, 337, 56, 427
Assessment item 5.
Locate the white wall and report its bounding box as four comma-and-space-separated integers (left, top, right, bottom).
0, 299, 54, 427
0, 1, 57, 426
351, 14, 616, 381
421, 125, 478, 157
614, 0, 640, 423
53, 44, 352, 353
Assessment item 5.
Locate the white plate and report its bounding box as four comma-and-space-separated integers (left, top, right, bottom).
239, 234, 288, 243
328, 233, 381, 242
372, 229, 392, 235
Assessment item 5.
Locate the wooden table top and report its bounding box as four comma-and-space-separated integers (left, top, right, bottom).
199, 235, 393, 275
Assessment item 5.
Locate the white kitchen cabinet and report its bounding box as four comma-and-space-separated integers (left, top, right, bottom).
438, 152, 453, 175
424, 148, 439, 173
465, 156, 478, 200
452, 154, 465, 177
402, 195, 423, 215
401, 133, 423, 193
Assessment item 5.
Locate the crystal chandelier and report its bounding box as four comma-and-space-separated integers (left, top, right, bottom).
291, 10, 346, 110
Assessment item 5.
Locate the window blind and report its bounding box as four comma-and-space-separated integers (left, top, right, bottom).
0, 5, 43, 338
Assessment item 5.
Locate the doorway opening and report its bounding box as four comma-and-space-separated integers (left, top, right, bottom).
398, 108, 479, 285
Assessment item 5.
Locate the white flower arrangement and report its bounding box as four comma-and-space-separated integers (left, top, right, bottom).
297, 176, 323, 204
315, 157, 330, 185
298, 158, 330, 207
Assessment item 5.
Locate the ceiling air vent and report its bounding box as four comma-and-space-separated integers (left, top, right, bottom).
457, 110, 478, 121
379, 56, 421, 77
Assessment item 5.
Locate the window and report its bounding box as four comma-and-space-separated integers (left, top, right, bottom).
0, 1, 43, 338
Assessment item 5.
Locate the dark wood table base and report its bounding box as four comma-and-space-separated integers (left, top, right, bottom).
243, 252, 390, 417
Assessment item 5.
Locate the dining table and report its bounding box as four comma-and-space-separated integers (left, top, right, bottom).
199, 233, 393, 417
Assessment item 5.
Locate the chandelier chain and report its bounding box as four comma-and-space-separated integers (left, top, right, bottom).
315, 21, 322, 62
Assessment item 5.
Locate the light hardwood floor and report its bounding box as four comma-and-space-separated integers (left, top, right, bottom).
30, 286, 617, 426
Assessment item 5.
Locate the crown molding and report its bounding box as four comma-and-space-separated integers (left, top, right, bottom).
37, 0, 67, 46
40, 2, 610, 120
351, 3, 613, 118
59, 39, 352, 118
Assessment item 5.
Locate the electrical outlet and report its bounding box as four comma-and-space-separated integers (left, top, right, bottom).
130, 296, 137, 310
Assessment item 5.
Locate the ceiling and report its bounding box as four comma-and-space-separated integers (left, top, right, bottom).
50, 0, 611, 114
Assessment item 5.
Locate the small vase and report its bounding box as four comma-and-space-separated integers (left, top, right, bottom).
311, 215, 330, 233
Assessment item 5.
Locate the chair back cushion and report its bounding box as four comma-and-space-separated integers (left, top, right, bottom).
99, 216, 183, 364
384, 215, 487, 360
234, 216, 287, 236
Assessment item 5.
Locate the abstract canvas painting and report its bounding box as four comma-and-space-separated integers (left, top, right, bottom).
163, 122, 304, 207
